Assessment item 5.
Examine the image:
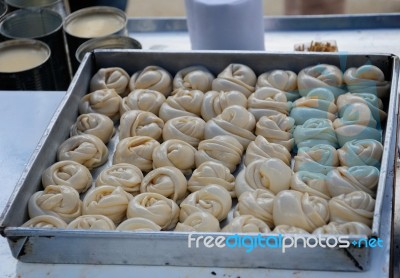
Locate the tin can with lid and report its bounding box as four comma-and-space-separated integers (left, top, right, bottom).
0, 39, 55, 90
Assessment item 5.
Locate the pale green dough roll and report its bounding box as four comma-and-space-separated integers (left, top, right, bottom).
337, 139, 383, 168
290, 88, 337, 125
343, 65, 390, 98
297, 64, 345, 98
336, 92, 387, 124
334, 102, 382, 147
293, 118, 338, 149
294, 144, 339, 175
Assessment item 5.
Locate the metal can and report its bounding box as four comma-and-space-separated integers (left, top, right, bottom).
75, 35, 141, 63
63, 6, 128, 72
0, 39, 55, 90
5, 0, 68, 17
0, 8, 71, 90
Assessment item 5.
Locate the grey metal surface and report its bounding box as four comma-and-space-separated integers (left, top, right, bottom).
127, 14, 400, 33
0, 50, 397, 272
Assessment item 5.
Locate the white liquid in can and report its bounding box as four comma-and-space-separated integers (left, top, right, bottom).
0, 45, 48, 73
66, 13, 125, 38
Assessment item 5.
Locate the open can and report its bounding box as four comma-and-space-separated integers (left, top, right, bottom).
0, 39, 55, 90
63, 6, 128, 72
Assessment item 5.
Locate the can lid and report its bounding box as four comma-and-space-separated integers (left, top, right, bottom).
76, 35, 142, 62
0, 39, 51, 73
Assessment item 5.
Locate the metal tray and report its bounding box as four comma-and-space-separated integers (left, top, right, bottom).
0, 50, 398, 271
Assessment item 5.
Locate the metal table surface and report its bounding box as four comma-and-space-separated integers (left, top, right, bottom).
1, 15, 400, 277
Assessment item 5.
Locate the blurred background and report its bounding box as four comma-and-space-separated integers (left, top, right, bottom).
125, 0, 400, 16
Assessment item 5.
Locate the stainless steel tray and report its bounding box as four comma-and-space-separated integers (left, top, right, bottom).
0, 50, 398, 271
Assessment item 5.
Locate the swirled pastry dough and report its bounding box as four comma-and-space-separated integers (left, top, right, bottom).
163, 116, 206, 147
127, 192, 180, 230
273, 190, 330, 232
188, 161, 235, 197
222, 215, 270, 233
333, 103, 381, 146
234, 189, 275, 228
212, 63, 256, 97
129, 65, 172, 96
116, 217, 162, 231
271, 225, 309, 234
175, 211, 220, 232
344, 65, 390, 98
79, 89, 122, 121
337, 139, 383, 168
195, 135, 243, 172
313, 221, 372, 235
255, 114, 295, 151
70, 113, 114, 144
326, 166, 379, 197
95, 163, 143, 195
335, 101, 379, 128
329, 191, 375, 226
119, 110, 164, 141
293, 118, 338, 149
297, 64, 344, 98
152, 139, 196, 175
337, 92, 386, 123
245, 135, 291, 166
293, 144, 339, 174
57, 134, 108, 170
173, 66, 214, 92
204, 105, 256, 148
235, 158, 292, 197
201, 90, 247, 121
290, 88, 337, 125
22, 215, 67, 229
83, 186, 132, 225
159, 89, 204, 121
256, 69, 299, 101
120, 89, 166, 116
290, 171, 330, 200
42, 160, 92, 193
113, 136, 160, 172
67, 215, 116, 230
28, 185, 82, 223
179, 184, 232, 222
140, 166, 188, 203
90, 67, 130, 97
248, 87, 292, 120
